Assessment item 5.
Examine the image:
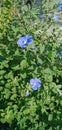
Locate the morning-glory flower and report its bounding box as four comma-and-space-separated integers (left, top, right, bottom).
26, 91, 29, 97
53, 14, 59, 21
58, 2, 62, 11
17, 35, 33, 48
30, 78, 41, 90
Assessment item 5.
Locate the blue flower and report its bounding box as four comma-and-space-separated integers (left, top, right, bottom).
58, 2, 62, 11
57, 51, 62, 56
26, 91, 29, 97
37, 62, 41, 66
17, 35, 33, 48
0, 58, 4, 61
39, 12, 43, 19
30, 78, 41, 90
53, 14, 59, 21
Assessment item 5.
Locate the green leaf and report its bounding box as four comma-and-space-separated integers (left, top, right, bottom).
4, 89, 10, 99
40, 44, 45, 54
5, 110, 14, 123
20, 59, 28, 69
12, 64, 20, 70
48, 114, 53, 121
37, 57, 43, 64
0, 70, 6, 75
10, 94, 17, 100
43, 68, 53, 74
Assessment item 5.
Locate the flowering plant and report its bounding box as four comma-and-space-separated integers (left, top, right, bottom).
0, 0, 62, 130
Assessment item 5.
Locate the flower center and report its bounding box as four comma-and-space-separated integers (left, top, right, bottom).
23, 40, 27, 44
34, 82, 37, 86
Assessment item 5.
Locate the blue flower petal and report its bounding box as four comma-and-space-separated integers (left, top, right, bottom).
0, 58, 4, 61
39, 12, 43, 19
32, 85, 38, 90
26, 91, 29, 97
37, 62, 41, 66
30, 78, 35, 85
26, 35, 33, 45
53, 14, 59, 21
57, 51, 62, 56
58, 2, 62, 11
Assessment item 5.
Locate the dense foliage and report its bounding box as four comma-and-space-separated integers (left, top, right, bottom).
0, 0, 62, 130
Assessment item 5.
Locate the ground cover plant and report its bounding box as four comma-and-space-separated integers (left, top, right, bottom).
0, 0, 62, 130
